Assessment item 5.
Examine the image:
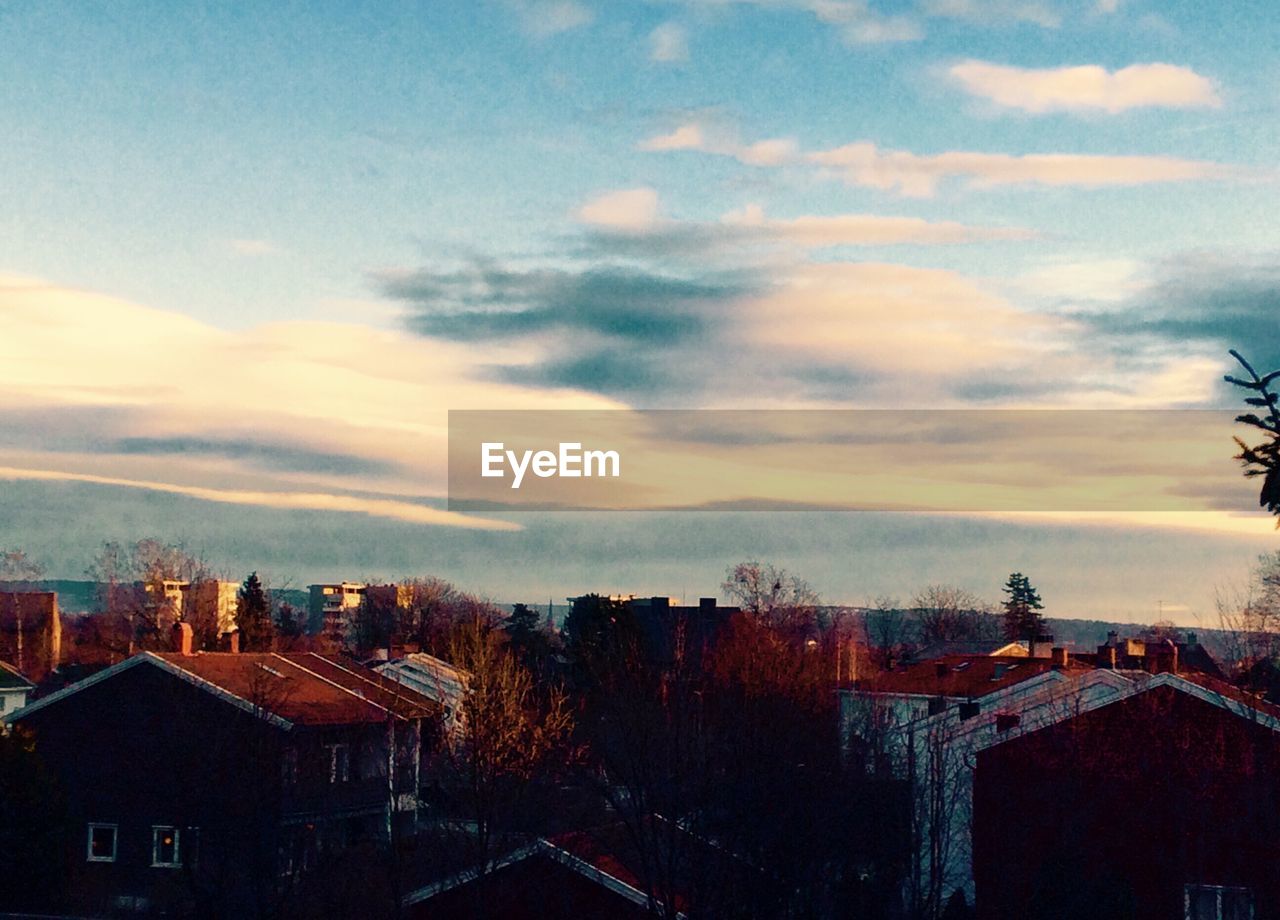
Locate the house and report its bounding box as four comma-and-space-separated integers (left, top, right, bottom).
403, 817, 750, 919
0, 590, 62, 683
973, 672, 1280, 920
907, 639, 1028, 664
8, 624, 439, 917
0, 659, 35, 720
402, 837, 657, 919
842, 643, 1225, 918
375, 652, 470, 736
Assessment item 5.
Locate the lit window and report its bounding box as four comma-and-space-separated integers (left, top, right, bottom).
1185, 884, 1254, 920
152, 826, 181, 867
87, 823, 117, 862
326, 743, 351, 783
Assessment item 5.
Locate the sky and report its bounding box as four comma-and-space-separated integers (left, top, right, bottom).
2, 0, 1280, 624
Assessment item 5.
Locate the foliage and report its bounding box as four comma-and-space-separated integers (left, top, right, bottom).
1225, 349, 1280, 517
0, 726, 68, 912
236, 571, 273, 652
1001, 572, 1044, 642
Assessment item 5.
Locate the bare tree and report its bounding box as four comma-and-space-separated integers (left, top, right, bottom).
913, 585, 997, 646
864, 595, 911, 670
722, 560, 820, 633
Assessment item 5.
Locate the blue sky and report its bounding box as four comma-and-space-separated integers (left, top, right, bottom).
2, 0, 1279, 621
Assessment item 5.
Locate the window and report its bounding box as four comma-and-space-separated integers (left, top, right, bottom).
1185, 885, 1254, 920
281, 746, 299, 786
152, 826, 181, 867
87, 823, 117, 862
326, 743, 351, 783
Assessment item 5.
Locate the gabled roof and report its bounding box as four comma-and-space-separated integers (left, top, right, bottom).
855, 655, 1083, 699
910, 640, 1027, 662
10, 651, 438, 728
0, 659, 35, 690
977, 669, 1280, 754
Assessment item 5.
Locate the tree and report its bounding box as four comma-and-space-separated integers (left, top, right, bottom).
1001, 573, 1044, 642
913, 584, 997, 645
84, 539, 211, 655
1225, 349, 1280, 517
722, 560, 820, 633
429, 618, 574, 913
864, 595, 911, 670
0, 548, 44, 586
236, 572, 273, 652
0, 726, 67, 913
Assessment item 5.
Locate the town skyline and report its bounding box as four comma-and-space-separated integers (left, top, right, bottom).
3, 2, 1279, 625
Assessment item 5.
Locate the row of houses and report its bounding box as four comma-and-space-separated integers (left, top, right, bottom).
842, 633, 1280, 919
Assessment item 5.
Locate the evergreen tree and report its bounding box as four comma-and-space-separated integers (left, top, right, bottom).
235, 571, 273, 652
1001, 572, 1045, 642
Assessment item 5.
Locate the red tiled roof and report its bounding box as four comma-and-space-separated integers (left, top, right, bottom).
856, 655, 1084, 698
150, 652, 439, 726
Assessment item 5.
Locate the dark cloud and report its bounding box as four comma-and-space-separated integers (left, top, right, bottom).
385, 261, 751, 346
1088, 253, 1280, 377
0, 408, 394, 477
109, 437, 396, 477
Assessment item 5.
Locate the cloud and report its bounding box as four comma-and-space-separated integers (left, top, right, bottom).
649, 21, 689, 62
669, 0, 922, 44
640, 123, 1232, 196
921, 0, 1060, 27
1083, 253, 1280, 379
0, 466, 518, 530
0, 272, 616, 524
717, 203, 1034, 245
508, 0, 593, 38
950, 60, 1222, 114
573, 191, 1033, 253
638, 122, 799, 164
575, 187, 663, 230
226, 239, 279, 257
808, 141, 1228, 196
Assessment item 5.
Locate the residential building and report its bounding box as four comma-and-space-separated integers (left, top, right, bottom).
8, 626, 439, 917
0, 590, 61, 683
180, 580, 240, 638
0, 659, 35, 720
376, 652, 469, 737
842, 640, 1225, 918
307, 582, 366, 637
973, 672, 1280, 920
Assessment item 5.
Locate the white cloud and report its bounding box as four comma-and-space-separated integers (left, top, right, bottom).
922, 0, 1060, 27
638, 122, 799, 165
649, 22, 689, 62
575, 187, 663, 230
0, 273, 619, 525
669, 0, 922, 44
638, 123, 706, 152
720, 203, 1034, 245
509, 0, 593, 38
641, 124, 1232, 196
807, 141, 1228, 196
950, 60, 1222, 114
226, 239, 278, 257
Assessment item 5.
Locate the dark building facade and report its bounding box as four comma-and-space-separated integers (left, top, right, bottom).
973, 679, 1280, 920
10, 647, 437, 916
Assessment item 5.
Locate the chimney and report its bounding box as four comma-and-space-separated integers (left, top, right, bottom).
227, 629, 240, 655
172, 621, 194, 657
1096, 644, 1117, 669
1051, 646, 1068, 668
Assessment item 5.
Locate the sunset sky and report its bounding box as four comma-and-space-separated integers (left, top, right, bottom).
2, 1, 1279, 623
